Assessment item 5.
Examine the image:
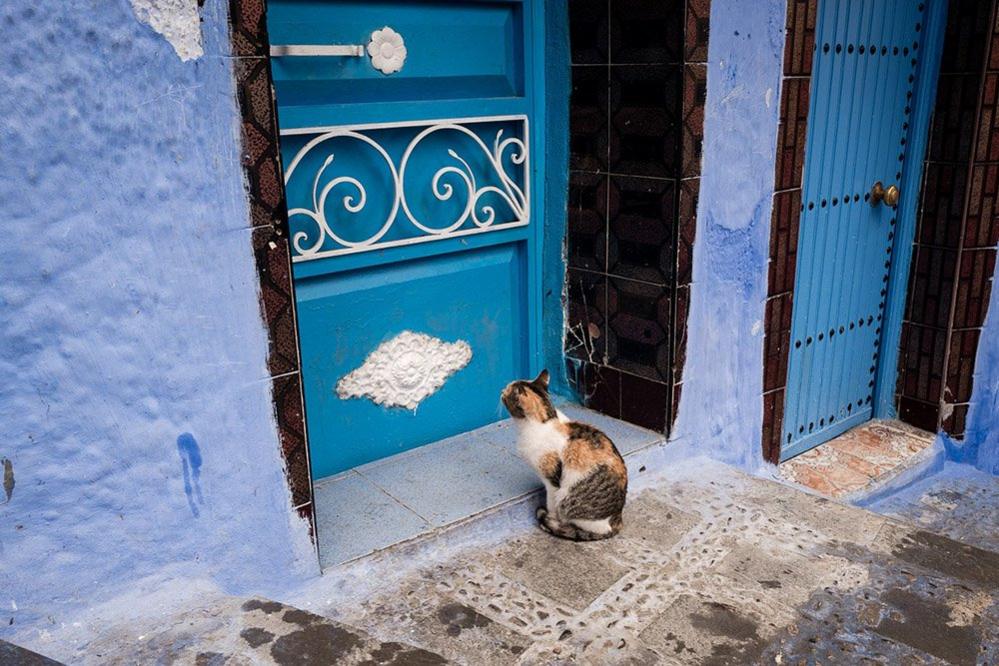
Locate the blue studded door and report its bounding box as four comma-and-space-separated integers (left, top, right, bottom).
267, 1, 544, 479
782, 0, 934, 460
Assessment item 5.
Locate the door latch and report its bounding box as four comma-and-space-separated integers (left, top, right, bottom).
870, 181, 900, 207
269, 26, 407, 75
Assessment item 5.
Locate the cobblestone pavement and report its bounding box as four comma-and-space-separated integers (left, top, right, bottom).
16, 459, 999, 665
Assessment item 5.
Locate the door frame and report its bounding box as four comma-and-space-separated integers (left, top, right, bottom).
225, 0, 558, 539
761, 0, 949, 464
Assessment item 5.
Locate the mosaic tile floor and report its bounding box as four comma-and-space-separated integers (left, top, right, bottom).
312, 404, 665, 568
24, 458, 997, 664
779, 419, 937, 498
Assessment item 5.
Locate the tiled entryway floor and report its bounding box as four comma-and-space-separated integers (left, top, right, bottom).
312, 404, 665, 568
779, 419, 937, 498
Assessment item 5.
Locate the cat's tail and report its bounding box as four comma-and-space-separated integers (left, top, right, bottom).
536, 508, 622, 542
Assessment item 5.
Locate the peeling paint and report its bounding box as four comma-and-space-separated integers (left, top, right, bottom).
129, 0, 204, 61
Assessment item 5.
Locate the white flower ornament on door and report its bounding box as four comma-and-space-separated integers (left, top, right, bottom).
336, 331, 472, 410
367, 26, 407, 74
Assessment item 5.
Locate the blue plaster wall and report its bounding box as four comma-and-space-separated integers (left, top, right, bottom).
0, 0, 317, 634
670, 0, 786, 471
951, 277, 999, 474
542, 1, 571, 397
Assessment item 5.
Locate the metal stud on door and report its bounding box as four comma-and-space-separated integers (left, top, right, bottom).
782, 0, 927, 461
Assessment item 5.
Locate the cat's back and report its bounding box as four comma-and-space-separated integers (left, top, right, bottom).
561, 419, 627, 477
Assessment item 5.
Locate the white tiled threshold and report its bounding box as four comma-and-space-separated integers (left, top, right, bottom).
312, 405, 665, 568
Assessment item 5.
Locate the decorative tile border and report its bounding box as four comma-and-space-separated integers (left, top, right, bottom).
761, 0, 816, 463
229, 0, 316, 536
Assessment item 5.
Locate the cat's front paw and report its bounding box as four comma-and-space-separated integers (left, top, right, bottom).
535, 507, 548, 521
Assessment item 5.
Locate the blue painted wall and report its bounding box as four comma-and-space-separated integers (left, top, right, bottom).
0, 0, 317, 634
670, 0, 786, 471
951, 278, 999, 474
542, 0, 571, 397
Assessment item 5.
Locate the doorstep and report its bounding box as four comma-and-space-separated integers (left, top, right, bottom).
312, 404, 665, 568
778, 419, 937, 500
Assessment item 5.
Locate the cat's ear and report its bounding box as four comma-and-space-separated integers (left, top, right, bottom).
532, 369, 550, 390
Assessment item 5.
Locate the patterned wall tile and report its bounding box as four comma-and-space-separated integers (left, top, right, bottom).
570, 66, 610, 173
763, 293, 793, 393
609, 65, 681, 178
975, 72, 999, 161
567, 172, 608, 271
965, 164, 999, 248
938, 0, 992, 74
565, 0, 709, 433
620, 372, 668, 431
681, 64, 707, 179
945, 328, 982, 404
898, 395, 940, 432
570, 0, 610, 64
783, 0, 817, 77
898, 323, 948, 405
234, 57, 287, 230
941, 403, 970, 437
272, 372, 311, 508
609, 0, 683, 64
565, 269, 608, 363
774, 78, 810, 191
606, 277, 671, 381
927, 74, 981, 162
917, 163, 967, 248
229, 0, 269, 57
676, 178, 699, 286
906, 245, 959, 328
685, 0, 711, 63
567, 359, 623, 419
762, 388, 786, 463
953, 248, 997, 328
252, 225, 300, 377
607, 175, 675, 284
768, 189, 802, 296
673, 283, 690, 386
230, 1, 315, 533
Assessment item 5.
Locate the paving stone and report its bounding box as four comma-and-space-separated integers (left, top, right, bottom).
638, 593, 772, 664
495, 533, 631, 611
872, 522, 999, 589
618, 493, 699, 550
0, 639, 63, 665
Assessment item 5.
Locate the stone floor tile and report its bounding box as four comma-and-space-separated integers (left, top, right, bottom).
494, 533, 632, 611
313, 471, 430, 568
356, 431, 539, 527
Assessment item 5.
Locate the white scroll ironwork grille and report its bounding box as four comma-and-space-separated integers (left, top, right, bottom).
281, 115, 530, 262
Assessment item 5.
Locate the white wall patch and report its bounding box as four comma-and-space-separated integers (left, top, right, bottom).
337, 331, 472, 410
130, 0, 204, 61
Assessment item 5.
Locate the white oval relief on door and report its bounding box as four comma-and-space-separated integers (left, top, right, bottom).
367, 26, 407, 75
336, 331, 472, 410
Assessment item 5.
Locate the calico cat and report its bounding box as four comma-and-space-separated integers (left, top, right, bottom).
501, 370, 628, 541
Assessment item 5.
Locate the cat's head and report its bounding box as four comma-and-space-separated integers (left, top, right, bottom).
501, 370, 556, 422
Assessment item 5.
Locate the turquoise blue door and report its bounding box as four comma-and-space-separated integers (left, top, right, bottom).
782, 0, 936, 460
267, 1, 544, 479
